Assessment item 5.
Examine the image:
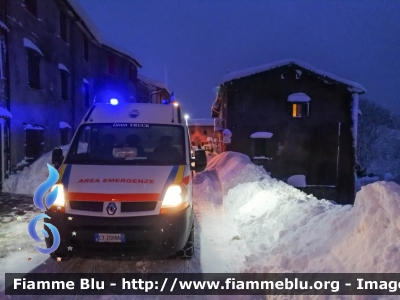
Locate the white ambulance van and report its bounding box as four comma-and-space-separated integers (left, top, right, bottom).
44, 101, 207, 259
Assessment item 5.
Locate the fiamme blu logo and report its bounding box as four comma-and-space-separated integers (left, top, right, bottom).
28, 164, 61, 254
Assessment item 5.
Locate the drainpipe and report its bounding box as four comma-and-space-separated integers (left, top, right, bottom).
71, 47, 76, 136
351, 93, 359, 149
1, 119, 4, 184
351, 92, 359, 199
4, 0, 11, 179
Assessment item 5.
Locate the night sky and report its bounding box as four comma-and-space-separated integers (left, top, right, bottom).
78, 0, 399, 118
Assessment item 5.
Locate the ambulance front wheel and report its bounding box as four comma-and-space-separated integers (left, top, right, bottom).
50, 250, 71, 261
175, 224, 194, 259
48, 238, 71, 261
45, 230, 70, 261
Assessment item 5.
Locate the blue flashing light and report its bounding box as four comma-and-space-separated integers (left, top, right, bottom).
110, 98, 119, 105
162, 99, 170, 105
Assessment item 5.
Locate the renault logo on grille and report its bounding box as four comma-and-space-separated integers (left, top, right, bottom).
106, 203, 117, 215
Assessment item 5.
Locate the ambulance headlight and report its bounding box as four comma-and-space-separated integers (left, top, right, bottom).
50, 184, 65, 207
161, 185, 186, 207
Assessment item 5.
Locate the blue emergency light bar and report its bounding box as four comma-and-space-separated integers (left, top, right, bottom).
110, 98, 119, 105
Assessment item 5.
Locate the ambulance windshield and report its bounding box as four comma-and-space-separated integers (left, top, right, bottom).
65, 123, 186, 166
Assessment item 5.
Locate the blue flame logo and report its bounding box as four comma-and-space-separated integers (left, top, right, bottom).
28, 164, 61, 254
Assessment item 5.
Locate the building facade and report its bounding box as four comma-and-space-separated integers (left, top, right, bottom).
188, 118, 217, 151
137, 74, 170, 104
212, 59, 365, 204
0, 0, 168, 188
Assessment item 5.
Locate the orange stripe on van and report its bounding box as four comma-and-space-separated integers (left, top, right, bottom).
182, 175, 190, 185
68, 192, 160, 202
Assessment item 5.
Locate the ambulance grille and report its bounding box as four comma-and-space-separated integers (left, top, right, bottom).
121, 202, 157, 212
69, 201, 103, 212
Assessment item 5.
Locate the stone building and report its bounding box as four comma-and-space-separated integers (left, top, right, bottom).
212, 59, 365, 204
0, 0, 169, 187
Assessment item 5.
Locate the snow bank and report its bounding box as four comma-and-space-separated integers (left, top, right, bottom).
205, 151, 269, 193
6, 149, 400, 277
204, 152, 400, 273
3, 145, 70, 195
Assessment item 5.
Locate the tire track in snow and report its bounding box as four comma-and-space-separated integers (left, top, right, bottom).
193, 169, 249, 274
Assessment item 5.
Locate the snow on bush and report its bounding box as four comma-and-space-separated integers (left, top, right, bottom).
357, 98, 400, 183
205, 152, 400, 273
368, 127, 400, 182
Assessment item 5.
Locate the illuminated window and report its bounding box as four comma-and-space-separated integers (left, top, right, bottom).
292, 103, 309, 117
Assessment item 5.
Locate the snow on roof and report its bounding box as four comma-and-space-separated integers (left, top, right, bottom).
23, 124, 43, 131
0, 107, 12, 119
0, 20, 9, 32
83, 78, 89, 84
58, 63, 70, 73
287, 174, 307, 187
102, 42, 142, 68
66, 0, 103, 43
221, 59, 366, 93
138, 74, 170, 93
222, 129, 232, 135
23, 38, 43, 56
188, 118, 214, 126
250, 132, 273, 138
287, 92, 311, 102
59, 121, 71, 129
65, 0, 141, 68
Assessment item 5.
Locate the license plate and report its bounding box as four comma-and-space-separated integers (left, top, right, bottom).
95, 233, 125, 243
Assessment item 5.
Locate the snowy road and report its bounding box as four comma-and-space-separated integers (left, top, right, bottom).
2, 151, 400, 300
0, 169, 250, 299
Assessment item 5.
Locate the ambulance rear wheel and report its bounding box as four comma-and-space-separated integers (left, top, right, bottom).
176, 224, 194, 259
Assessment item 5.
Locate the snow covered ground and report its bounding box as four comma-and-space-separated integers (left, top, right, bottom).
1, 150, 400, 299
197, 152, 400, 273
2, 145, 71, 195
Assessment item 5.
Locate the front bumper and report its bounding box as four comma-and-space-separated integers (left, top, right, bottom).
44, 206, 193, 256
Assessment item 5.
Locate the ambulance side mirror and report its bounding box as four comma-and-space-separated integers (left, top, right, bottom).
52, 147, 64, 170
191, 149, 207, 172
